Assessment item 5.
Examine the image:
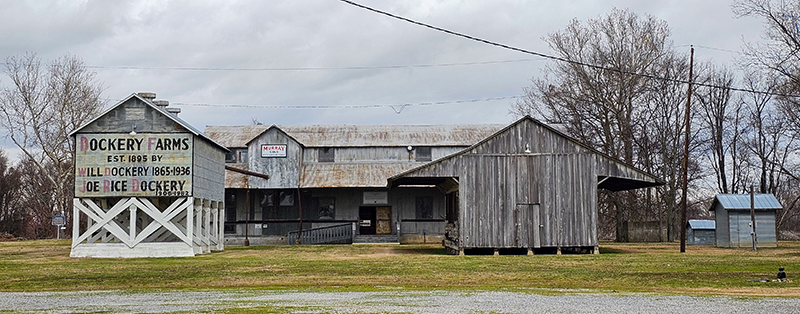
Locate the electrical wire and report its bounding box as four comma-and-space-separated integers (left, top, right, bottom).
172, 95, 522, 114
85, 58, 544, 72
338, 0, 799, 98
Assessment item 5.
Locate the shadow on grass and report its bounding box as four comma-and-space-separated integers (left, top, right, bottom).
393, 245, 448, 255
598, 247, 627, 254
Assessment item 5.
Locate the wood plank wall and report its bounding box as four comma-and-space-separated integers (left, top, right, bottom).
403, 119, 603, 249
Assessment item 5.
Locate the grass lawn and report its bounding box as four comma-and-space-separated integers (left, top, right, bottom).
0, 240, 798, 297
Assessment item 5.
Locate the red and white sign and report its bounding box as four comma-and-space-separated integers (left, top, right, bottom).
261, 144, 287, 158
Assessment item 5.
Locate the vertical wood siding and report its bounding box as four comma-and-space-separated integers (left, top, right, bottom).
192, 138, 225, 201
399, 120, 601, 249
248, 129, 301, 189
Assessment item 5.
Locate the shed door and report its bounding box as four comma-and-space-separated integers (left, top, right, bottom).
514, 204, 540, 248
515, 156, 540, 248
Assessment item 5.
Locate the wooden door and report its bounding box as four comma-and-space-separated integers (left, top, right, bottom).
376, 206, 392, 234
514, 204, 540, 248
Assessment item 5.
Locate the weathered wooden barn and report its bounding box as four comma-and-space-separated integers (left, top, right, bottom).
711, 194, 780, 248
388, 116, 663, 255
686, 220, 715, 245
204, 123, 503, 245
70, 93, 227, 257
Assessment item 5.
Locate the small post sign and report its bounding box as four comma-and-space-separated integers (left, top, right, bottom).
52, 214, 66, 240
52, 214, 66, 227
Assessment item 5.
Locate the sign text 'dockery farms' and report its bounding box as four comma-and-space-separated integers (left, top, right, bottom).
74, 134, 193, 197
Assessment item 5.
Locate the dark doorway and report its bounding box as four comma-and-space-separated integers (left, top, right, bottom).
359, 207, 376, 235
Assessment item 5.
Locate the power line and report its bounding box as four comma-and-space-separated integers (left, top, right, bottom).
85, 58, 544, 72
338, 0, 799, 98
172, 95, 522, 114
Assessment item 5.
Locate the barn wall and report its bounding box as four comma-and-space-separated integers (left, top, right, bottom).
80, 97, 183, 134
248, 129, 302, 189
192, 138, 225, 201
395, 119, 603, 250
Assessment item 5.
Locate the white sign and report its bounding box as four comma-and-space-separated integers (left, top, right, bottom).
363, 191, 388, 205
74, 133, 193, 198
261, 144, 287, 158
52, 214, 66, 226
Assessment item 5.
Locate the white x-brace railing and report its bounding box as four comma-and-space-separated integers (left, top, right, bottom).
71, 196, 223, 257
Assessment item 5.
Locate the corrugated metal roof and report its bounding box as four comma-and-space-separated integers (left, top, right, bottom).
687, 219, 715, 230
205, 125, 268, 148
712, 194, 783, 211
301, 162, 421, 187
281, 125, 504, 147
205, 124, 504, 148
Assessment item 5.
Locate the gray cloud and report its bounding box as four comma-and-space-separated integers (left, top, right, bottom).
0, 0, 764, 160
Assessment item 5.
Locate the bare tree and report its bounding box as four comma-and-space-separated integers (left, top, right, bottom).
0, 149, 23, 237
512, 9, 681, 240
696, 66, 737, 194
0, 53, 104, 234
733, 0, 800, 87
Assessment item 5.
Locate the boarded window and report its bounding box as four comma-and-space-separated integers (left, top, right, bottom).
319, 148, 335, 162
416, 147, 432, 161
416, 196, 433, 219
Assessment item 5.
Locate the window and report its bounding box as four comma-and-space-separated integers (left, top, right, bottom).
312, 197, 335, 220
415, 147, 432, 161
225, 149, 248, 163
319, 148, 335, 162
416, 196, 433, 219
225, 152, 236, 163
224, 190, 237, 234
258, 190, 298, 220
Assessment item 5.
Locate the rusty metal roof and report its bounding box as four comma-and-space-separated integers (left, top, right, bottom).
205, 124, 504, 148
280, 125, 504, 147
205, 125, 268, 148
301, 162, 423, 187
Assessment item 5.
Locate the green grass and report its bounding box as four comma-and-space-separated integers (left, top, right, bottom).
0, 240, 798, 296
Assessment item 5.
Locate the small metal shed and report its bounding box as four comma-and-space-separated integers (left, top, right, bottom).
686, 220, 715, 245
710, 194, 781, 248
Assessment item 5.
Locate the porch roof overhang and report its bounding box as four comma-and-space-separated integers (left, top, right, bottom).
388, 176, 459, 194
597, 175, 662, 192
391, 175, 660, 193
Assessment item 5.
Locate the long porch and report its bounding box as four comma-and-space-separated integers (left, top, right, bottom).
222, 187, 446, 245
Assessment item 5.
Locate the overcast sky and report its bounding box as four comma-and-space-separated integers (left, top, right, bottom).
0, 0, 766, 159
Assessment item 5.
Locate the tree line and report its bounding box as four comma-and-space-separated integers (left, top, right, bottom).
512, 1, 800, 241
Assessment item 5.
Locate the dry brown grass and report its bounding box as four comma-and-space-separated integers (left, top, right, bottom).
1, 240, 798, 297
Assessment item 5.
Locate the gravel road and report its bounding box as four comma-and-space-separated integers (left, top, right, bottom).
1, 289, 799, 313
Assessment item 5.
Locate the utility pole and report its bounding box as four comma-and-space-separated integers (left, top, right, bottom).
751, 186, 757, 252
680, 46, 694, 253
